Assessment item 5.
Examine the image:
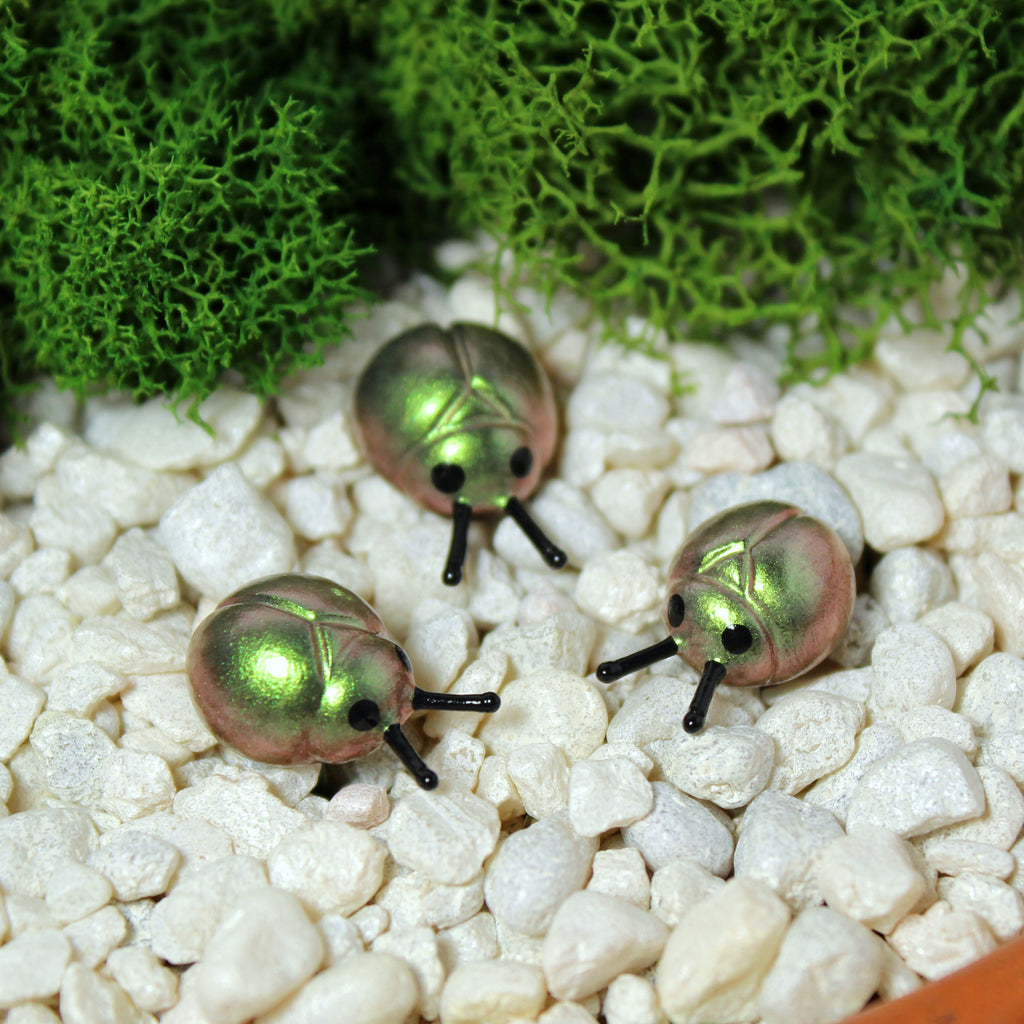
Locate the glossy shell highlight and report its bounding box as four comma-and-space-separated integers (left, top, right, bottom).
355, 322, 558, 515
665, 501, 855, 687
186, 574, 414, 765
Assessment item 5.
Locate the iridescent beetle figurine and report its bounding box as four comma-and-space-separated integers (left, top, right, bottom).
186, 573, 499, 789
355, 322, 567, 585
596, 501, 855, 733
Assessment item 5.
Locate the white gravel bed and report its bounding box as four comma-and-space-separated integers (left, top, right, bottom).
2, 247, 1024, 1024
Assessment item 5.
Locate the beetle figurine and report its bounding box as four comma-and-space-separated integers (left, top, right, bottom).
355, 322, 567, 585
596, 501, 855, 733
186, 573, 500, 789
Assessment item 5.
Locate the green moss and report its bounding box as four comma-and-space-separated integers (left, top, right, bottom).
355, 0, 1024, 374
0, 0, 376, 408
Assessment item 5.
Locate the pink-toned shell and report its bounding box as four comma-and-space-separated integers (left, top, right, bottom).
665, 501, 855, 687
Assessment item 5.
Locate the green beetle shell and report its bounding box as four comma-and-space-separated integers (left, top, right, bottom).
665, 501, 856, 688
355, 322, 558, 515
186, 574, 414, 765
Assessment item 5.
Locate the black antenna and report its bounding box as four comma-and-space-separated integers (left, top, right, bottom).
596, 636, 679, 683
383, 724, 438, 790
443, 501, 473, 586
505, 496, 567, 568
412, 688, 500, 712
683, 661, 727, 733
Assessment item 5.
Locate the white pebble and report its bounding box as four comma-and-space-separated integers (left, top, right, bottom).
919, 602, 994, 675
0, 807, 98, 899
387, 789, 499, 885
108, 528, 180, 620
46, 662, 125, 717
939, 872, 1024, 941
158, 463, 295, 601
959, 652, 1024, 736
0, 514, 35, 579
567, 374, 669, 432
106, 945, 179, 1013
28, 491, 117, 565
868, 547, 954, 624
58, 963, 137, 1024
0, 422, 69, 499
875, 333, 970, 390
9, 594, 75, 681
0, 930, 71, 1008
759, 692, 863, 795
918, 765, 1024, 850
70, 610, 189, 676
89, 830, 180, 900
897, 706, 977, 757
9, 547, 72, 597
921, 838, 1016, 879
649, 858, 725, 928
734, 791, 842, 910
602, 974, 665, 1024
815, 825, 926, 933
278, 473, 351, 541
0, 675, 46, 758
436, 913, 499, 973
543, 891, 668, 1000
568, 756, 653, 836
683, 425, 774, 474
887, 901, 996, 980
982, 400, 1024, 473
44, 862, 112, 924
30, 710, 115, 806
587, 848, 651, 908
870, 623, 956, 715
326, 784, 390, 829
371, 925, 445, 1020
574, 550, 660, 625
481, 612, 595, 679
621, 782, 733, 876
268, 820, 386, 916
770, 394, 846, 469
655, 877, 790, 1024
476, 669, 607, 762
258, 952, 418, 1024
847, 738, 985, 838
404, 600, 477, 693
474, 754, 525, 821
940, 452, 1012, 516
834, 452, 945, 550
121, 672, 218, 752
62, 904, 127, 968
439, 960, 545, 1024
590, 469, 670, 539
194, 888, 323, 1024
971, 553, 1024, 657
507, 743, 569, 819
484, 813, 598, 936
757, 906, 882, 1024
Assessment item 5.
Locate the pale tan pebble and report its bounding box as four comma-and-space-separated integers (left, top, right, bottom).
942, 511, 1024, 561
107, 945, 179, 1013
920, 602, 994, 676
590, 468, 671, 540
484, 813, 598, 937
59, 963, 142, 1024
62, 904, 127, 968
0, 422, 70, 499
874, 932, 925, 1001
384, 873, 483, 933
868, 547, 954, 625
869, 623, 956, 715
769, 393, 846, 469
0, 675, 45, 758
106, 528, 181, 621
587, 848, 651, 909
44, 861, 113, 924
887, 901, 997, 980
507, 743, 569, 819
255, 952, 418, 1024
349, 905, 389, 946
404, 600, 478, 693
846, 739, 985, 838
387, 788, 499, 886
9, 546, 72, 597
193, 888, 324, 1024
603, 428, 678, 471
649, 858, 725, 929
477, 669, 608, 763
475, 754, 525, 821
0, 806, 98, 899
568, 756, 652, 836
316, 912, 363, 964
0, 929, 71, 1008
588, 742, 654, 776
0, 513, 35, 578
537, 1002, 600, 1024
5, 1004, 63, 1024
759, 692, 863, 796
148, 855, 270, 965
6, 744, 53, 814
939, 453, 1013, 517
874, 332, 971, 390
56, 564, 120, 618
543, 891, 668, 1001
815, 825, 927, 934
622, 782, 733, 878
602, 973, 666, 1024
938, 872, 1024, 941
326, 783, 390, 829
655, 877, 791, 1024
93, 700, 122, 741
683, 424, 774, 474
897, 706, 978, 758
436, 912, 499, 973
84, 387, 263, 471
371, 925, 445, 1021
121, 727, 193, 769
8, 594, 75, 681
0, 763, 11, 807
919, 838, 1016, 879
481, 611, 596, 679
438, 960, 546, 1024
493, 480, 618, 570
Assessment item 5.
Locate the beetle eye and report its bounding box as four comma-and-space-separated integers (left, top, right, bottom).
396, 646, 412, 672
509, 447, 533, 478
666, 594, 685, 628
431, 463, 465, 494
721, 624, 753, 655
348, 699, 381, 732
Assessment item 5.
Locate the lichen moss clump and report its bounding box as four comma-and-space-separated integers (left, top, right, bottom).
357, 0, 1024, 373
0, 0, 382, 409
